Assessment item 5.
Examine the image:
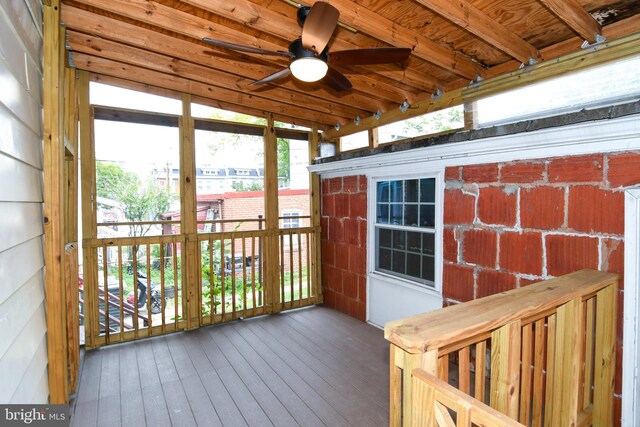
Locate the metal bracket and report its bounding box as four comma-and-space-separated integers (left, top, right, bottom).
354, 115, 361, 126
335, 122, 341, 131
399, 99, 410, 113
581, 34, 607, 50
373, 109, 382, 120
431, 89, 443, 102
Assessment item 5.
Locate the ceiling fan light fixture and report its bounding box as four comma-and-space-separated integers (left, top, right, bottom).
290, 57, 328, 82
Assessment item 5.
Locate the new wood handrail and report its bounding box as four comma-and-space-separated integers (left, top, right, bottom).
385, 269, 618, 354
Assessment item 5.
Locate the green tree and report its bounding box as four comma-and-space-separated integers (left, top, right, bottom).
402, 106, 464, 135
231, 181, 264, 192
96, 161, 170, 237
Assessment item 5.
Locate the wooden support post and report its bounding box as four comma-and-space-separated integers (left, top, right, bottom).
308, 125, 322, 303
78, 71, 97, 348
368, 128, 379, 149
43, 0, 69, 403
179, 94, 200, 329
551, 298, 584, 425
463, 101, 478, 130
264, 114, 280, 312
593, 282, 618, 426
490, 320, 521, 418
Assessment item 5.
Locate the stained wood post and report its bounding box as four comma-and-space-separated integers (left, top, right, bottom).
593, 281, 618, 426
78, 71, 98, 348
43, 0, 70, 403
179, 94, 200, 329
490, 320, 521, 418
264, 114, 280, 312
308, 125, 322, 303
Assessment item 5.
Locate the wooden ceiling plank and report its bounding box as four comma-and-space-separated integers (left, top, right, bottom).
64, 0, 412, 105
412, 0, 540, 64
323, 30, 640, 140
179, 0, 444, 93
303, 0, 483, 80
536, 0, 602, 43
73, 53, 341, 125
66, 31, 368, 120
88, 73, 316, 128
61, 6, 391, 113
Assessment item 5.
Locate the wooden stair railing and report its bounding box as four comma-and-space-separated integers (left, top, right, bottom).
411, 369, 524, 426
385, 269, 618, 426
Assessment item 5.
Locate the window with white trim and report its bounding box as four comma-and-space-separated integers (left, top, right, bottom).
281, 209, 301, 228
375, 178, 436, 287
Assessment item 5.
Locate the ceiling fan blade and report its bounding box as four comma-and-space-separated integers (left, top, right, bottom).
322, 66, 352, 92
202, 38, 293, 58
301, 2, 339, 54
249, 68, 291, 86
328, 48, 412, 66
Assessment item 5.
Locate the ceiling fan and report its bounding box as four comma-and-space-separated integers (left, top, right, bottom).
202, 2, 412, 92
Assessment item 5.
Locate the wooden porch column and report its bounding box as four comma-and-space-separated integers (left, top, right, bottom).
263, 114, 280, 312
43, 0, 69, 403
308, 124, 323, 303
179, 94, 200, 329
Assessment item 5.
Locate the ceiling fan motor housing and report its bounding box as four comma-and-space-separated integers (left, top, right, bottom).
296, 6, 311, 27
289, 38, 328, 61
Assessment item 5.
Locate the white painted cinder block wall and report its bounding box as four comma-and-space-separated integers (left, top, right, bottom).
0, 0, 49, 403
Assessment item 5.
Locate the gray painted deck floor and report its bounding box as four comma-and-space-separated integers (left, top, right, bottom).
70, 306, 390, 427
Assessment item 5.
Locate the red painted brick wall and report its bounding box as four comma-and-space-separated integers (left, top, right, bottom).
444, 151, 640, 423
320, 175, 367, 320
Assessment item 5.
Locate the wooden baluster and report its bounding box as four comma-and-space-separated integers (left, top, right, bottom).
490, 320, 521, 419
280, 234, 285, 307
520, 322, 533, 425
593, 283, 617, 426
475, 340, 487, 404
289, 232, 294, 305
582, 297, 595, 410
231, 238, 236, 319
242, 237, 247, 318
220, 236, 226, 321
306, 231, 311, 305
390, 345, 403, 427
251, 236, 257, 315
544, 314, 556, 427
117, 245, 124, 342
439, 353, 449, 382
102, 245, 109, 343
208, 237, 214, 324
532, 318, 546, 427
159, 242, 166, 333
297, 231, 303, 307
173, 242, 178, 330
146, 243, 152, 334
459, 346, 471, 395
132, 246, 139, 339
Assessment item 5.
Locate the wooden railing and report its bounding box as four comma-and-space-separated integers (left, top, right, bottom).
84, 223, 321, 347
385, 269, 618, 426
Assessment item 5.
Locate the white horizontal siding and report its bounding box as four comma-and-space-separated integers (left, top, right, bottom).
0, 0, 47, 404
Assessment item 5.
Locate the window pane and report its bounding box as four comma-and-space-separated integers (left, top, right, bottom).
404, 204, 418, 227
377, 203, 390, 224
422, 233, 435, 257
378, 248, 391, 271
377, 181, 390, 202
379, 228, 392, 248
390, 181, 403, 203
420, 205, 436, 228
407, 253, 421, 278
392, 230, 406, 250
405, 179, 419, 202
407, 231, 422, 253
422, 256, 435, 282
392, 250, 406, 274
420, 178, 435, 203
390, 203, 403, 225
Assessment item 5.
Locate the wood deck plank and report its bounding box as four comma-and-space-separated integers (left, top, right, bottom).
70, 306, 389, 426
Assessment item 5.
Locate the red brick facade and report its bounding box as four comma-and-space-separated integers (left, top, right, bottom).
443, 152, 640, 419
320, 175, 368, 320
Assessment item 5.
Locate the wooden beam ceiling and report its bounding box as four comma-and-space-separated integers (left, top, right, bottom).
60, 0, 640, 130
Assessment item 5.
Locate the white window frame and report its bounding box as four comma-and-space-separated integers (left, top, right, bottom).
281, 209, 302, 229
368, 171, 444, 297
372, 176, 438, 289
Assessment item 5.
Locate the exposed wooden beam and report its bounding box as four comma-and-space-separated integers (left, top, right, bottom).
304, 0, 483, 80
64, 1, 411, 105
88, 73, 316, 128
73, 53, 342, 126
537, 0, 602, 42
412, 0, 540, 64
322, 30, 640, 139
179, 0, 445, 93
67, 31, 366, 121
